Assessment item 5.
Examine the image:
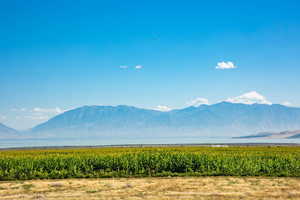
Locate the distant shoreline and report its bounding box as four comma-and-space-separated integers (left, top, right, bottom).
1, 143, 300, 150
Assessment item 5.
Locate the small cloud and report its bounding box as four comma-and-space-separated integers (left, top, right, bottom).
11, 107, 64, 122
154, 105, 172, 112
187, 98, 209, 107
135, 65, 143, 69
24, 115, 50, 120
281, 101, 292, 107
0, 115, 7, 120
32, 107, 63, 114
225, 91, 272, 105
119, 65, 143, 70
12, 107, 63, 114
11, 108, 27, 112
216, 61, 237, 70
119, 65, 128, 69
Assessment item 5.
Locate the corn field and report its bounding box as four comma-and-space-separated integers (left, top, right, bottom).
0, 146, 300, 180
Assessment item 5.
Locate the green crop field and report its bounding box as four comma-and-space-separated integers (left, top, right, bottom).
0, 146, 300, 180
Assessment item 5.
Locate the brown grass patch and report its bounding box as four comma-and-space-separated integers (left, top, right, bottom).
0, 177, 299, 199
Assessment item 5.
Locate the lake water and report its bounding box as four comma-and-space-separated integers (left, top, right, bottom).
1, 137, 300, 149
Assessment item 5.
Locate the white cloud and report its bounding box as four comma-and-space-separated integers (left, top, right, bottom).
154, 105, 172, 112
11, 108, 27, 112
29, 107, 63, 120
119, 65, 128, 69
281, 101, 292, 107
32, 107, 63, 114
187, 98, 209, 107
119, 65, 143, 70
225, 91, 272, 105
216, 61, 237, 70
24, 115, 50, 120
135, 65, 143, 69
12, 107, 63, 114
0, 115, 6, 120
11, 107, 64, 123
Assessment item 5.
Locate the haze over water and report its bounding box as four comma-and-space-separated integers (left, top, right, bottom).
1, 137, 299, 149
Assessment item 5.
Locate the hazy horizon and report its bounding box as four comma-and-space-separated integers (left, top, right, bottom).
2, 97, 300, 131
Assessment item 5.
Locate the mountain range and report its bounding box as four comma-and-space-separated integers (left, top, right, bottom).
29, 102, 300, 139
0, 123, 19, 138
2, 102, 300, 139
235, 130, 300, 139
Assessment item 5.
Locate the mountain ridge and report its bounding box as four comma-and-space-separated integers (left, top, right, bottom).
234, 130, 300, 139
0, 123, 19, 138
28, 102, 300, 139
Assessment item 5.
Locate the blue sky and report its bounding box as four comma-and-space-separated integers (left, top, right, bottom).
1, 0, 300, 129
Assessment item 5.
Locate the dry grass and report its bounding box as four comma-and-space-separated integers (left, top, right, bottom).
0, 177, 300, 199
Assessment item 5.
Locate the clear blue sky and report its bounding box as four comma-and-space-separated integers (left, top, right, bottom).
1, 0, 300, 129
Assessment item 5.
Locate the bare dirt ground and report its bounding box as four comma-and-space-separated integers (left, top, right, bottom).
0, 177, 300, 200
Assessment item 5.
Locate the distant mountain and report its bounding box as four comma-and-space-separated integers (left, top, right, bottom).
31, 105, 169, 138
234, 130, 300, 139
30, 103, 300, 139
0, 123, 19, 138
